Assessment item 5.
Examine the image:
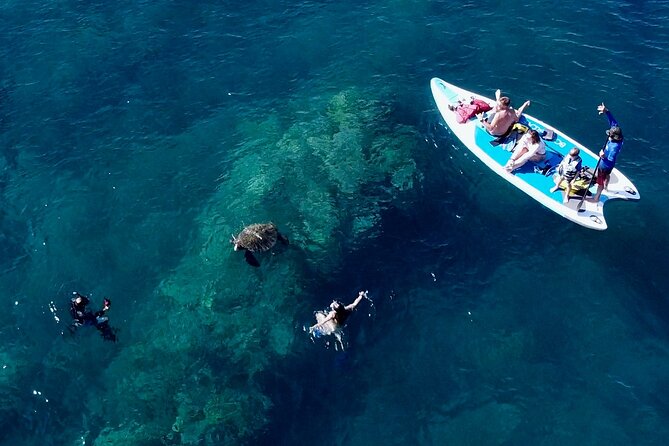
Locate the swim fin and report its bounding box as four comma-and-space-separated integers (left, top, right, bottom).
244, 250, 260, 267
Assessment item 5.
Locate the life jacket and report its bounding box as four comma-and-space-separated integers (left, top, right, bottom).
455, 99, 492, 124
558, 155, 582, 180
512, 122, 529, 134
558, 165, 591, 193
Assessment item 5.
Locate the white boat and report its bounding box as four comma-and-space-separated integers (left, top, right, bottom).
430, 77, 640, 230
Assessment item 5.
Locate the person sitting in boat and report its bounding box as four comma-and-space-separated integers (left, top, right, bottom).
310, 291, 367, 333
587, 103, 623, 203
504, 129, 546, 172
476, 90, 531, 137
550, 147, 583, 203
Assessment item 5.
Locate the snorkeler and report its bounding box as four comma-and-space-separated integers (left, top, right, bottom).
310, 290, 368, 334
69, 292, 117, 342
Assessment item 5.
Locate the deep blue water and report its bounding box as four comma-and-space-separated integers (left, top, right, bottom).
1, 1, 669, 445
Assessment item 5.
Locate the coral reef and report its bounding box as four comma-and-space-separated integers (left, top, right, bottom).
91, 85, 420, 445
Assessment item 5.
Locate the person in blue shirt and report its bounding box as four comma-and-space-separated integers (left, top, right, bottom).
588, 103, 623, 203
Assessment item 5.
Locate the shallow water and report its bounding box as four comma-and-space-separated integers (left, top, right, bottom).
1, 1, 669, 445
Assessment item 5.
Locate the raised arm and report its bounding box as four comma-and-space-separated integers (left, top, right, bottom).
598, 102, 619, 127
605, 110, 618, 127
516, 100, 531, 117
345, 291, 367, 311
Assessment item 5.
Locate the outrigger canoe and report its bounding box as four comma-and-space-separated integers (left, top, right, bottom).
430, 77, 640, 230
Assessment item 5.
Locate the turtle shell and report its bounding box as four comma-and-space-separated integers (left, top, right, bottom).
234, 223, 279, 252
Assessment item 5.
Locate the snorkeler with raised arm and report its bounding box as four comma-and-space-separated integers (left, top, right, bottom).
309, 290, 370, 350
69, 292, 117, 342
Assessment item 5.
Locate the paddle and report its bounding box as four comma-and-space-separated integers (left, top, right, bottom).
576, 138, 608, 212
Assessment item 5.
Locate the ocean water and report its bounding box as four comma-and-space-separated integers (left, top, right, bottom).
1, 1, 669, 445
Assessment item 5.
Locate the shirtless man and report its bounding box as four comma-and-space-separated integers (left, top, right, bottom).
477, 90, 530, 136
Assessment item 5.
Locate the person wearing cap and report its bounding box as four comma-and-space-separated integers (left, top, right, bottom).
588, 103, 623, 203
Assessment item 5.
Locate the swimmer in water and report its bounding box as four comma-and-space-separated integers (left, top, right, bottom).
309, 291, 368, 349
69, 292, 117, 342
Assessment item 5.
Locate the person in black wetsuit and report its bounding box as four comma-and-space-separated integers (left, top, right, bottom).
309, 291, 368, 332
69, 292, 117, 342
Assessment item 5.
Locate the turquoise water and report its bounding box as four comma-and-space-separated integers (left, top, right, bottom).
1, 1, 669, 445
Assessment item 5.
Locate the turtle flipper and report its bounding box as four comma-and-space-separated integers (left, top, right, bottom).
244, 250, 260, 267
277, 232, 289, 245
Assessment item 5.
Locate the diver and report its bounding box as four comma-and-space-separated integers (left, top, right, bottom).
69, 292, 117, 342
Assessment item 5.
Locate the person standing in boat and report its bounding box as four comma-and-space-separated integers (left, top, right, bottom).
588, 103, 623, 203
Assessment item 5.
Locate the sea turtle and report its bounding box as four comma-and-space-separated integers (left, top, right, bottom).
230, 222, 289, 267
